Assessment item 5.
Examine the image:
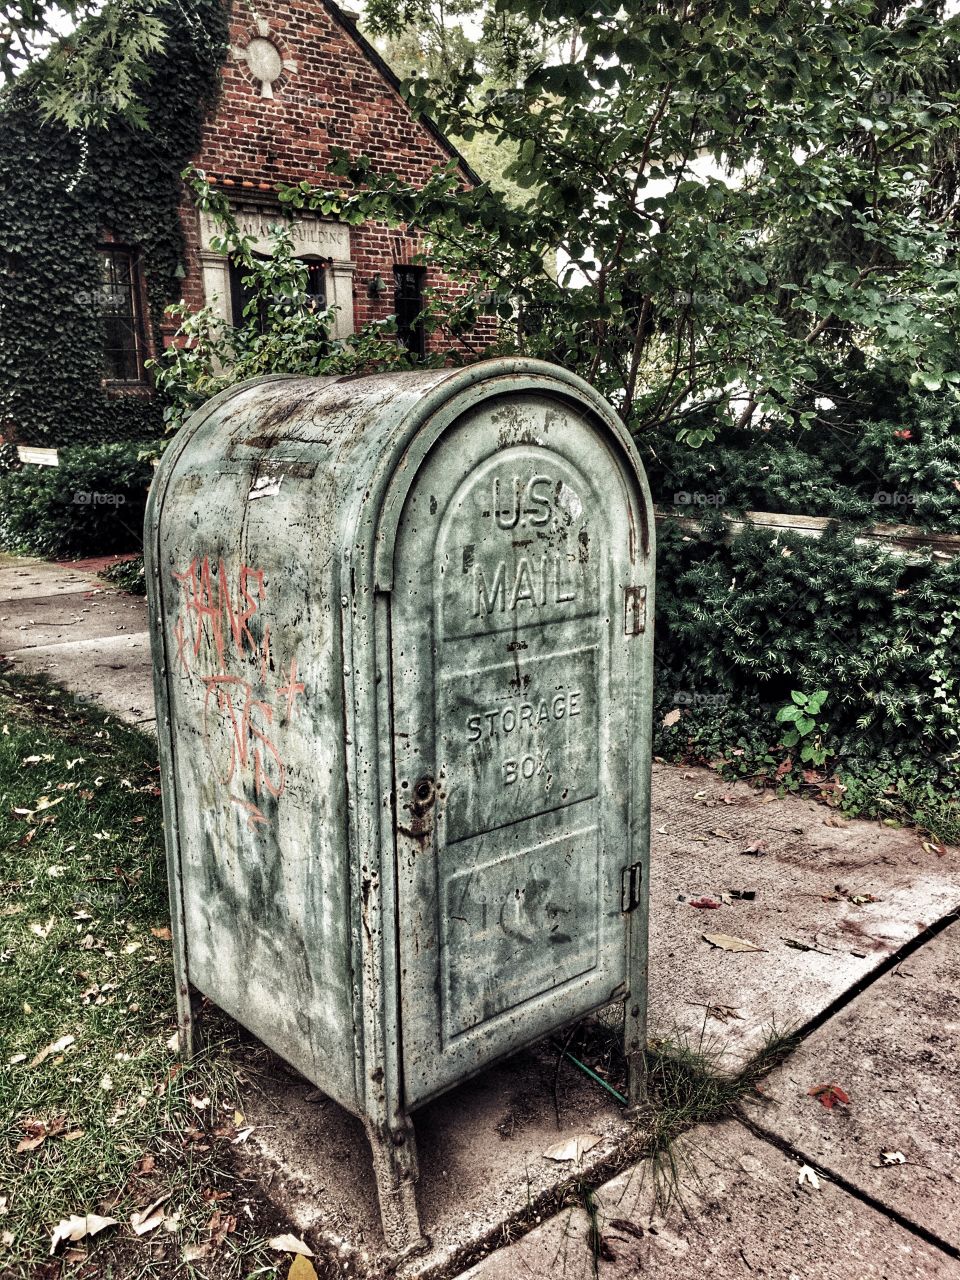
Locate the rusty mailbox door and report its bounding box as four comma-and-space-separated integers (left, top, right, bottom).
390, 387, 652, 1107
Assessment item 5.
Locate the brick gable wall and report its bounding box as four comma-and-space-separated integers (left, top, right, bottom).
176, 0, 484, 353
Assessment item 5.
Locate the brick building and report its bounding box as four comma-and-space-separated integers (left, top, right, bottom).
101, 0, 479, 414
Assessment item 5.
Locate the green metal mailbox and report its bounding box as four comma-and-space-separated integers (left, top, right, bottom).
145, 358, 655, 1255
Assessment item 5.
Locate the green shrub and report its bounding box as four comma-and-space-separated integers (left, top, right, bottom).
653, 521, 960, 839
642, 363, 960, 533
0, 443, 20, 476
0, 444, 155, 558
100, 553, 147, 595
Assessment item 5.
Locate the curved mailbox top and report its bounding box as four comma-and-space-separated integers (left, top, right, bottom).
149, 359, 653, 583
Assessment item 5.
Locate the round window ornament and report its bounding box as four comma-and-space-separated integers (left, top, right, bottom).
232, 22, 297, 98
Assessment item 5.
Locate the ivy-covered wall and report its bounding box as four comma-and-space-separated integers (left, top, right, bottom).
0, 0, 227, 447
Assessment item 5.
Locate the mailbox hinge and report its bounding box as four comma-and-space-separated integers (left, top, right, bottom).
624, 585, 646, 635
621, 861, 644, 913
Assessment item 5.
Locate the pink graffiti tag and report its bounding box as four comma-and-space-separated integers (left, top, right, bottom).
170, 557, 304, 830
277, 657, 305, 721
201, 675, 285, 799
171, 556, 266, 670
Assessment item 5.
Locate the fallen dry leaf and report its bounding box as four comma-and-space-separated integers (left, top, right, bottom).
704, 1003, 742, 1023
183, 1241, 213, 1262
29, 1034, 75, 1069
130, 1194, 171, 1237
288, 1255, 319, 1280
269, 1233, 314, 1257
662, 708, 681, 728
150, 926, 173, 940
542, 1134, 602, 1164
49, 1214, 117, 1254
608, 1218, 644, 1241
809, 1083, 850, 1110
703, 932, 764, 953
207, 1211, 237, 1247
689, 897, 722, 910
131, 1211, 164, 1237
739, 840, 768, 856
797, 1164, 821, 1190
33, 795, 64, 812
922, 840, 947, 857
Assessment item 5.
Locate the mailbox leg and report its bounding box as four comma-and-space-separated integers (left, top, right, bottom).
365, 1115, 428, 1259
624, 906, 649, 1114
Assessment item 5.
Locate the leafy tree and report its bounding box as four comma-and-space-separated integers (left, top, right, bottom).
364, 0, 563, 204
286, 0, 960, 439
0, 0, 168, 127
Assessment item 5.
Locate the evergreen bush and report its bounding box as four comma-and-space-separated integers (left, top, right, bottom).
654, 519, 960, 839
0, 444, 154, 558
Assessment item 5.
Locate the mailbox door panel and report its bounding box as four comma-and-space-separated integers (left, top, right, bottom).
391, 393, 649, 1107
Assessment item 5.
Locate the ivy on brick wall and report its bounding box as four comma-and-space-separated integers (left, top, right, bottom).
0, 0, 227, 447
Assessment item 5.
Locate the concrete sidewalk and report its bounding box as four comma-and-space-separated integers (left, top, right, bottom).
0, 554, 154, 730
3, 552, 959, 1278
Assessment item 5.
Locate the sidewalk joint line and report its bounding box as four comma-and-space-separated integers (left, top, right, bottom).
769, 903, 960, 1050
737, 1113, 960, 1261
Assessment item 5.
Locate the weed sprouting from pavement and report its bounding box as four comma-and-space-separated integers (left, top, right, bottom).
635, 1020, 800, 1215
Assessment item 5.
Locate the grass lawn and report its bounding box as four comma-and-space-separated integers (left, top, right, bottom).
0, 672, 308, 1279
